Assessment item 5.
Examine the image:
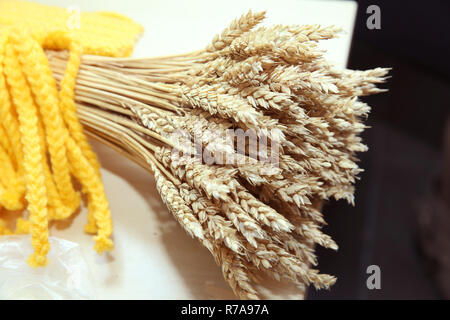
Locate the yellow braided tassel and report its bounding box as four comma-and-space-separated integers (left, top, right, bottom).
4, 39, 50, 266
0, 142, 23, 210
13, 30, 81, 217
0, 1, 142, 266
0, 33, 25, 177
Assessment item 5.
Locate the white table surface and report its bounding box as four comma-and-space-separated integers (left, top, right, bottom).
27, 0, 356, 299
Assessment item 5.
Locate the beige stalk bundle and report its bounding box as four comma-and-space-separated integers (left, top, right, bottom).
47, 10, 388, 299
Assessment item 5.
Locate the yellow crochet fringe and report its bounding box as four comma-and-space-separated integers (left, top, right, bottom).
0, 1, 143, 267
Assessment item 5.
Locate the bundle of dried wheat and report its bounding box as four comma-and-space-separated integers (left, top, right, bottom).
48, 11, 388, 299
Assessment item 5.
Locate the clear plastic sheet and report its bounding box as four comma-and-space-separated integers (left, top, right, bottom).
0, 235, 95, 299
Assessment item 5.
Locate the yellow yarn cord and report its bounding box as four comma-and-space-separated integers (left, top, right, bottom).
0, 1, 143, 266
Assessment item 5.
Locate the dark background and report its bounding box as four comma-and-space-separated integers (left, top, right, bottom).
308, 0, 450, 299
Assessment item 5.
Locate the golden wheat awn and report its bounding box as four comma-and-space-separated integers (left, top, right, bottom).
46, 10, 389, 299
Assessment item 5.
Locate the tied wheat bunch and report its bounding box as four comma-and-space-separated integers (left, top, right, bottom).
47, 10, 388, 299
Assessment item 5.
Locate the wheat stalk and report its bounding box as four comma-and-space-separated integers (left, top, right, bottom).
47, 10, 388, 299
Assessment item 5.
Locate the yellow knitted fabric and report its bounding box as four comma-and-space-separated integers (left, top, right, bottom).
0, 1, 143, 267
